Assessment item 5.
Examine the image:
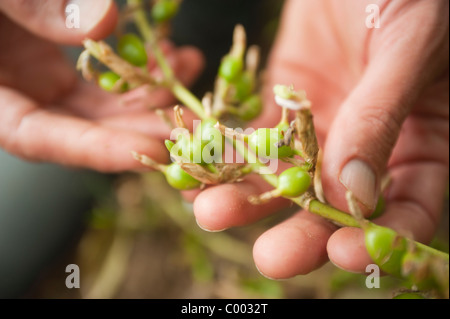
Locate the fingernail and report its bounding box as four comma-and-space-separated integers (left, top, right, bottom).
255, 264, 276, 280
254, 264, 288, 281
329, 259, 362, 274
66, 0, 112, 33
195, 219, 227, 233
339, 159, 377, 210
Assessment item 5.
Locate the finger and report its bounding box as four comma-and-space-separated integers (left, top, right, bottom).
0, 0, 118, 45
326, 227, 369, 273
97, 107, 198, 140
147, 40, 175, 72
328, 161, 449, 273
181, 189, 201, 203
388, 78, 449, 169
61, 46, 204, 118
377, 162, 448, 244
328, 73, 449, 273
0, 87, 167, 172
121, 45, 204, 111
322, 11, 449, 213
173, 46, 205, 89
133, 45, 205, 109
0, 16, 78, 104
253, 211, 337, 279
193, 175, 290, 232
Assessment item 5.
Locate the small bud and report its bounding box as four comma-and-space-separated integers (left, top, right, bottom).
273, 85, 311, 110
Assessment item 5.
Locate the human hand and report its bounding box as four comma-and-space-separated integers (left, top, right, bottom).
0, 0, 203, 172
192, 0, 449, 279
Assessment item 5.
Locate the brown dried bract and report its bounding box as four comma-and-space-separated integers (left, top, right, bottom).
313, 149, 326, 203
276, 120, 296, 148
180, 163, 250, 185
83, 39, 157, 88
76, 49, 96, 82
295, 108, 319, 170
173, 105, 187, 129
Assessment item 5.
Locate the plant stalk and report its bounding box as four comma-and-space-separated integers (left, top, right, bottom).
128, 0, 206, 120
127, 7, 449, 263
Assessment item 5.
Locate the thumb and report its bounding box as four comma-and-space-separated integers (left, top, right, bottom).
321, 22, 448, 213
0, 0, 118, 45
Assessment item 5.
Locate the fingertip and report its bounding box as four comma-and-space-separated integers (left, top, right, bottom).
193, 182, 254, 232
0, 0, 119, 45
327, 227, 372, 273
81, 0, 119, 42
175, 46, 205, 85
253, 212, 335, 279
193, 178, 287, 232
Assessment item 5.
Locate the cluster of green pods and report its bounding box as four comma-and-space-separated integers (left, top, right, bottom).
98, 33, 148, 92
218, 55, 262, 122
363, 222, 449, 297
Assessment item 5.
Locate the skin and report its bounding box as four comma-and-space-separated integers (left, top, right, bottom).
0, 0, 448, 280
0, 0, 204, 172
194, 0, 449, 279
